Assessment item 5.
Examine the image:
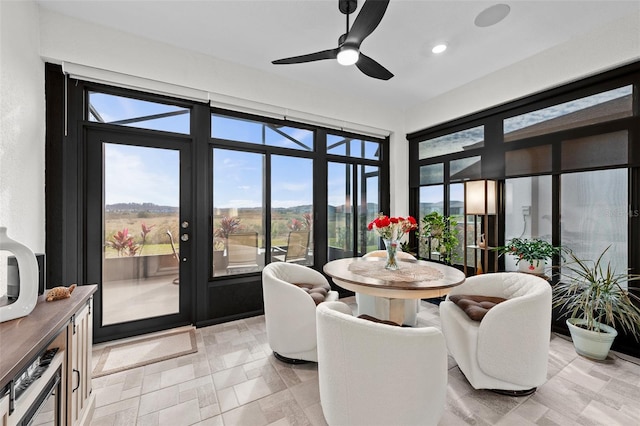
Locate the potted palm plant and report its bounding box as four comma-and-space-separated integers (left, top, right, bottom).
497, 237, 561, 274
553, 247, 640, 360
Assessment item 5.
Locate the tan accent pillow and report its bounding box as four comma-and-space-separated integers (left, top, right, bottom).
293, 282, 331, 305
449, 294, 507, 321
310, 292, 326, 305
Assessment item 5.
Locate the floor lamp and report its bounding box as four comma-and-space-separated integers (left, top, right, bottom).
464, 180, 498, 275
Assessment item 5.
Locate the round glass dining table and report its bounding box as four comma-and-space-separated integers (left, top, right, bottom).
323, 256, 466, 324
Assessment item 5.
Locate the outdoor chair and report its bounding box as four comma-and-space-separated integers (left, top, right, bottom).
226, 232, 259, 272
271, 230, 310, 264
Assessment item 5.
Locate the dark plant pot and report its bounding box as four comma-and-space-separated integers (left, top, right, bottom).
213, 251, 228, 270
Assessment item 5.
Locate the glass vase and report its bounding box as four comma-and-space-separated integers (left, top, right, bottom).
383, 238, 399, 270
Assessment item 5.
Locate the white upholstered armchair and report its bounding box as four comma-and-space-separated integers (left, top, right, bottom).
262, 262, 338, 363
439, 272, 552, 395
316, 301, 448, 426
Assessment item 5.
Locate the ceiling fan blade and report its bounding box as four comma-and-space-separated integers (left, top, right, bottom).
356, 53, 393, 80
344, 0, 390, 48
272, 49, 338, 65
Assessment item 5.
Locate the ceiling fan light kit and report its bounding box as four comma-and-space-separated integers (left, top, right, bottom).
272, 0, 393, 80
337, 46, 360, 66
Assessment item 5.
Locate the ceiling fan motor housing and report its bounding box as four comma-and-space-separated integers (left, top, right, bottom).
339, 0, 358, 15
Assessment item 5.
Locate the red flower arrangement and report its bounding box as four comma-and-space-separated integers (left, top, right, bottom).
367, 213, 417, 240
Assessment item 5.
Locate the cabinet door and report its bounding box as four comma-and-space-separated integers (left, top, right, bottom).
69, 298, 94, 426
0, 393, 8, 426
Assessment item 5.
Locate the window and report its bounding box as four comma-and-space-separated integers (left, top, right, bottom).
327, 162, 353, 260
88, 91, 190, 134
358, 165, 380, 255
504, 176, 553, 271
504, 86, 632, 142
212, 114, 313, 151
209, 115, 387, 276
327, 134, 380, 159
561, 130, 628, 171
418, 126, 484, 159
414, 154, 481, 263
409, 66, 637, 277
212, 149, 265, 276
450, 156, 481, 181
505, 146, 552, 176
418, 184, 444, 259
327, 162, 380, 260
407, 64, 639, 356
419, 163, 444, 185
270, 155, 314, 266
561, 169, 628, 285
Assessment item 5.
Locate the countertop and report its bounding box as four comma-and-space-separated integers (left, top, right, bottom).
0, 285, 97, 392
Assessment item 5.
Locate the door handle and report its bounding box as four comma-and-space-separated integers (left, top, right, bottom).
72, 368, 80, 392
181, 234, 189, 241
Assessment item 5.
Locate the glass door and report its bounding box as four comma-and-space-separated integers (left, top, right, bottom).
86, 129, 192, 341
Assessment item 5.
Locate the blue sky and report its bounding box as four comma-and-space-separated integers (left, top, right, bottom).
104, 144, 179, 206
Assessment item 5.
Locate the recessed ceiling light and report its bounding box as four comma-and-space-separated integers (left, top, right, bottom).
432, 44, 447, 54
474, 4, 511, 28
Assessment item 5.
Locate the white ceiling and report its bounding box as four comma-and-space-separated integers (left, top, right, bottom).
36, 0, 639, 110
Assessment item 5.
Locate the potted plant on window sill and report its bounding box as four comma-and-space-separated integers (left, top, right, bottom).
497, 237, 561, 275
552, 247, 640, 360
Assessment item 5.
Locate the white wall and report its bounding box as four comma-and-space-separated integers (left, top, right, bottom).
404, 11, 640, 134
0, 1, 45, 253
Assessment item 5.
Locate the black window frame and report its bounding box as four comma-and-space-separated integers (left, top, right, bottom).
407, 61, 640, 357
46, 63, 390, 335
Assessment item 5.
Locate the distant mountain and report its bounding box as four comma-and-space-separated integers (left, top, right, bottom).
106, 202, 178, 213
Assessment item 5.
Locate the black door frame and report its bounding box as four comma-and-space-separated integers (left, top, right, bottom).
85, 127, 193, 342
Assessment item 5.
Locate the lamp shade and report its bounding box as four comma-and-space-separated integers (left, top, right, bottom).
465, 180, 497, 215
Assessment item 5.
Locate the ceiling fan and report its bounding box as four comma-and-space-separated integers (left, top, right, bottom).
272, 0, 393, 80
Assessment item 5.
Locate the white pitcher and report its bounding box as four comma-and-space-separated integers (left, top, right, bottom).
0, 227, 39, 323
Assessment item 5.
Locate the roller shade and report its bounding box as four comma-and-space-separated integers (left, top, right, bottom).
62, 62, 209, 103
62, 62, 391, 138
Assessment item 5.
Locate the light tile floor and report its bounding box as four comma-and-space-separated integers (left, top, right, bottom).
91, 297, 640, 425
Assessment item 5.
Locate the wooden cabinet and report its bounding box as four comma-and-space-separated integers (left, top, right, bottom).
67, 299, 94, 426
0, 286, 96, 426
0, 393, 8, 426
